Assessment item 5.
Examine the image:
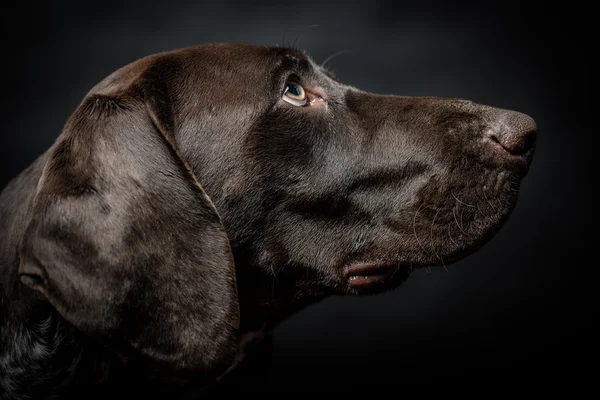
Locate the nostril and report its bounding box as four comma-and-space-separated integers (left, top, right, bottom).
486, 112, 537, 157
486, 127, 537, 157
508, 129, 536, 157
521, 129, 537, 153
486, 132, 515, 154
488, 131, 535, 155
489, 133, 503, 146
505, 127, 537, 155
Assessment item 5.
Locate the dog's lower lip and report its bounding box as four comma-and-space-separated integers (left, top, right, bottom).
344, 262, 399, 288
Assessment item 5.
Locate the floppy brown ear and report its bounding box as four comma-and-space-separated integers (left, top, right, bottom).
17, 76, 239, 376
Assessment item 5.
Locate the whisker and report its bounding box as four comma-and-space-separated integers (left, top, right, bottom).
452, 192, 476, 207
322, 50, 353, 69
429, 208, 446, 267
474, 193, 503, 239
452, 201, 467, 235
281, 28, 288, 49
429, 207, 442, 248
475, 196, 495, 223
471, 203, 491, 234
412, 202, 428, 254
428, 207, 448, 272
390, 261, 411, 281
458, 205, 468, 236
447, 222, 459, 247
292, 24, 321, 49
482, 188, 497, 214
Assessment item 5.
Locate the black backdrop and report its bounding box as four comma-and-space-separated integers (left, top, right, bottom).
2, 0, 590, 393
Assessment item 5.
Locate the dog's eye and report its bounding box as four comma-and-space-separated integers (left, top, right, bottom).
282, 82, 307, 106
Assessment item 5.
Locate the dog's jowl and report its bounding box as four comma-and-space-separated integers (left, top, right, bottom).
0, 43, 536, 399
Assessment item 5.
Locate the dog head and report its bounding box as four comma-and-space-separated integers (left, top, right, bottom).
165, 44, 535, 294
17, 43, 536, 375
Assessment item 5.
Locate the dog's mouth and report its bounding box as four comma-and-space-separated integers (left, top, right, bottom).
344, 262, 404, 290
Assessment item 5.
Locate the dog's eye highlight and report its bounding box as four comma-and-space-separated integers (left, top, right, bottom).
282, 82, 307, 106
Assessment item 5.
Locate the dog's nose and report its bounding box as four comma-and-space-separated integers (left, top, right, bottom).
485, 111, 537, 157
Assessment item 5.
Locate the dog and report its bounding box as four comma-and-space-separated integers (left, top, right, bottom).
0, 43, 536, 398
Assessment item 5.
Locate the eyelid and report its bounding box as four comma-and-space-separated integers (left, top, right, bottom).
282, 96, 307, 107
282, 72, 302, 91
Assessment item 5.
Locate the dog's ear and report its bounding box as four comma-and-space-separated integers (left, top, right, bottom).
17, 64, 239, 376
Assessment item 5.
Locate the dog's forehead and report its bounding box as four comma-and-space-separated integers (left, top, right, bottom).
168, 43, 327, 104
185, 43, 317, 77
206, 42, 309, 62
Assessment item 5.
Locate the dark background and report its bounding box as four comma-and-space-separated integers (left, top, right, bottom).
1, 0, 591, 393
